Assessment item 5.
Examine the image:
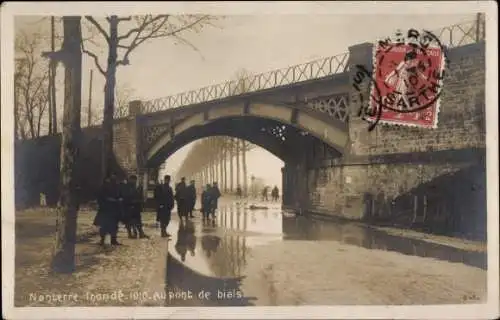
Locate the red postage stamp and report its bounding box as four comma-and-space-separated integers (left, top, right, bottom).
366, 41, 446, 128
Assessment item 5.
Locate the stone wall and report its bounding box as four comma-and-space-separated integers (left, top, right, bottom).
15, 127, 103, 208
14, 119, 139, 209
305, 41, 486, 239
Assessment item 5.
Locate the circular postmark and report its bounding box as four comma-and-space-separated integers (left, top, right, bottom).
352, 28, 449, 130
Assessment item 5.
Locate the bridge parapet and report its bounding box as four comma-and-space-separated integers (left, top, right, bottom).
141, 52, 350, 114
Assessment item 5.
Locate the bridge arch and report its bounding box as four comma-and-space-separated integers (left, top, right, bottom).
145, 102, 349, 167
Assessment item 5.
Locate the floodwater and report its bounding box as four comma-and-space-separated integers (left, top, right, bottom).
164, 200, 487, 306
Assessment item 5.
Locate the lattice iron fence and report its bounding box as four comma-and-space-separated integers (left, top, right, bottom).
131, 17, 485, 117
141, 52, 350, 114
434, 15, 485, 48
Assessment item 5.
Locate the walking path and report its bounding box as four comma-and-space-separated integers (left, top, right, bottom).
15, 209, 169, 307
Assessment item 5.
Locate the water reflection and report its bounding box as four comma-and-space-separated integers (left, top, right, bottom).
201, 235, 221, 258
165, 201, 486, 306
281, 215, 486, 270
216, 204, 282, 235
174, 220, 197, 261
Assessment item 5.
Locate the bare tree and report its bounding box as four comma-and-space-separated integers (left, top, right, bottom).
232, 69, 256, 196
49, 16, 83, 273
80, 14, 217, 180
82, 82, 137, 126
233, 68, 253, 95
15, 32, 51, 139
114, 82, 136, 118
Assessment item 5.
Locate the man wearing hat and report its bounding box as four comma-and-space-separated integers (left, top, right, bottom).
154, 175, 175, 237
186, 180, 197, 219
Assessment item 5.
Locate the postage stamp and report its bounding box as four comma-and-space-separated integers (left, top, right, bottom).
1, 2, 497, 320
365, 29, 448, 129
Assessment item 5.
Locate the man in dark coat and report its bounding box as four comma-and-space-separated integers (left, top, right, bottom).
209, 182, 221, 219
201, 184, 212, 220
154, 175, 175, 237
175, 177, 188, 220
186, 180, 197, 219
118, 177, 134, 238
123, 175, 148, 239
95, 174, 123, 246
271, 186, 280, 202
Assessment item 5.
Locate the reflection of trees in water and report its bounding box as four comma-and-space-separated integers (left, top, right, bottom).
201, 235, 221, 258
204, 234, 247, 278
204, 209, 248, 278
166, 205, 255, 306
175, 220, 197, 262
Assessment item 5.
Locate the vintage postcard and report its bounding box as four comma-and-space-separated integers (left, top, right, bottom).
1, 1, 498, 319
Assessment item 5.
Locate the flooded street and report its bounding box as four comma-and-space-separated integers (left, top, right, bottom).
163, 199, 487, 306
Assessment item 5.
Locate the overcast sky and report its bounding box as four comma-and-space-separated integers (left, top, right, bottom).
12, 5, 478, 188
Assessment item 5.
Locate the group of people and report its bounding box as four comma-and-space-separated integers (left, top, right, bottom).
261, 186, 280, 202
94, 173, 225, 245
153, 176, 223, 238
93, 174, 148, 246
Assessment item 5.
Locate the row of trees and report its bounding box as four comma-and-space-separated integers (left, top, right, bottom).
14, 23, 139, 140
176, 136, 254, 195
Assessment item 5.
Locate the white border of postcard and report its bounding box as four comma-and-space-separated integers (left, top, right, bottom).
2, 1, 498, 319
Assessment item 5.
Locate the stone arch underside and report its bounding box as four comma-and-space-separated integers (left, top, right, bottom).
145, 102, 349, 168
147, 117, 308, 168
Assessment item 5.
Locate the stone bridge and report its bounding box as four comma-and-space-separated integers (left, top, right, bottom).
15, 32, 486, 236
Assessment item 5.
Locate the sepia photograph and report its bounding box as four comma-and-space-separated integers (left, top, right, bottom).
1, 1, 498, 319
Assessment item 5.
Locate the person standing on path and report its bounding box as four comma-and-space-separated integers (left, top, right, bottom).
236, 185, 243, 198
201, 184, 212, 221
95, 174, 123, 246
186, 180, 197, 219
154, 175, 175, 237
261, 186, 269, 201
209, 182, 221, 219
175, 177, 188, 220
271, 186, 280, 202
119, 177, 134, 239
123, 175, 149, 239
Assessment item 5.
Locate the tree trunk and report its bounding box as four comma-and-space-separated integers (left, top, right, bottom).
229, 138, 234, 193
52, 16, 82, 274
223, 141, 228, 192
236, 139, 240, 190
48, 66, 53, 135
218, 144, 224, 188
101, 15, 118, 180
210, 158, 214, 184
242, 140, 248, 197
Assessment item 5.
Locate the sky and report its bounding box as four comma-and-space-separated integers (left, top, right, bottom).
13, 10, 476, 188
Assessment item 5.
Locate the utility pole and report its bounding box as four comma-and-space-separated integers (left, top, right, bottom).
50, 16, 58, 134
87, 69, 93, 127
47, 62, 53, 134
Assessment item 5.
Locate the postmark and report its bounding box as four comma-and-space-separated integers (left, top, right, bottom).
353, 29, 449, 130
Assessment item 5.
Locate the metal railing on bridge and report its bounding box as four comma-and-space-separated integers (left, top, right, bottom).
137, 17, 484, 116
141, 52, 350, 113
